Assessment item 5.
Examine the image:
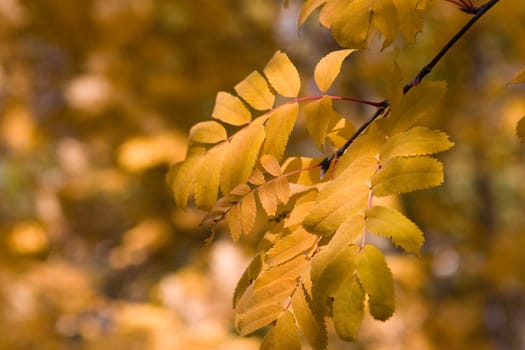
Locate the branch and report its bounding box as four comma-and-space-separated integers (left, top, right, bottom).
320, 0, 500, 174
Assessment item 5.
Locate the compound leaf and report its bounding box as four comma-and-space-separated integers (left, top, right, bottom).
260, 154, 282, 177
263, 51, 301, 97
356, 244, 395, 321
372, 156, 443, 197
265, 227, 318, 267
212, 91, 252, 126
366, 205, 424, 255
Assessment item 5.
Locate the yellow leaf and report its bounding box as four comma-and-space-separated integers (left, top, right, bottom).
311, 245, 359, 316
284, 200, 316, 228
326, 116, 355, 148
393, 0, 426, 44
212, 91, 252, 125
258, 183, 279, 216
255, 254, 308, 291
221, 121, 266, 193
331, 0, 372, 49
263, 51, 301, 98
233, 254, 264, 308
372, 0, 398, 49
260, 311, 301, 350
335, 124, 385, 171
194, 144, 225, 210
372, 156, 443, 197
273, 177, 290, 205
189, 121, 227, 144
356, 244, 395, 321
333, 274, 365, 341
298, 0, 327, 27
263, 103, 298, 160
234, 71, 275, 111
228, 203, 242, 243
305, 96, 333, 150
318, 0, 347, 27
291, 286, 327, 350
282, 157, 324, 186
304, 184, 369, 235
241, 192, 257, 237
314, 49, 356, 93
366, 206, 424, 254
168, 152, 204, 209
248, 167, 266, 185
265, 227, 318, 266
310, 216, 363, 282
260, 154, 282, 177
235, 301, 284, 336
380, 127, 454, 163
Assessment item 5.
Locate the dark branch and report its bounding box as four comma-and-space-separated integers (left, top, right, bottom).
319, 0, 500, 172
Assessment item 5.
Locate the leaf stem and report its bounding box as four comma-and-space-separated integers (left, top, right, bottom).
320, 0, 500, 172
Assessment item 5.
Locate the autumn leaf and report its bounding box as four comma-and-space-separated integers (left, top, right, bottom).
314, 49, 356, 93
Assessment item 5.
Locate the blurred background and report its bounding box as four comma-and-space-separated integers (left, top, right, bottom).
0, 0, 524, 349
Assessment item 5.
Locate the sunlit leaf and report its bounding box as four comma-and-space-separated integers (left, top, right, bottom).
314, 49, 356, 93
168, 152, 204, 209
220, 121, 266, 193
194, 144, 225, 209
305, 96, 333, 150
255, 254, 308, 290
228, 202, 242, 243
265, 228, 318, 266
291, 286, 327, 350
372, 0, 399, 49
366, 206, 424, 254
379, 126, 454, 163
372, 156, 443, 197
260, 311, 301, 350
189, 121, 227, 144
331, 0, 372, 49
235, 300, 284, 336
212, 91, 252, 125
318, 0, 349, 28
258, 183, 279, 216
326, 116, 356, 148
260, 154, 282, 177
234, 71, 275, 111
298, 0, 327, 27
233, 254, 264, 308
263, 103, 298, 161
333, 274, 365, 341
263, 51, 301, 97
356, 244, 395, 321
241, 192, 257, 237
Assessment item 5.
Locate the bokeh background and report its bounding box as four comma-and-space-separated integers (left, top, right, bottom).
1, 1, 524, 349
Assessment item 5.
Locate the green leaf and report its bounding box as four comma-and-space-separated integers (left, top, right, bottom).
366, 206, 424, 254
265, 227, 318, 267
233, 254, 264, 308
356, 244, 395, 321
372, 156, 443, 197
212, 91, 251, 126
234, 71, 275, 111
260, 311, 301, 350
380, 127, 454, 163
263, 103, 298, 161
314, 49, 356, 93
263, 51, 301, 98
189, 121, 227, 144
516, 116, 525, 143
220, 121, 266, 194
331, 0, 372, 49
333, 274, 365, 341
305, 95, 334, 150
292, 286, 328, 350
